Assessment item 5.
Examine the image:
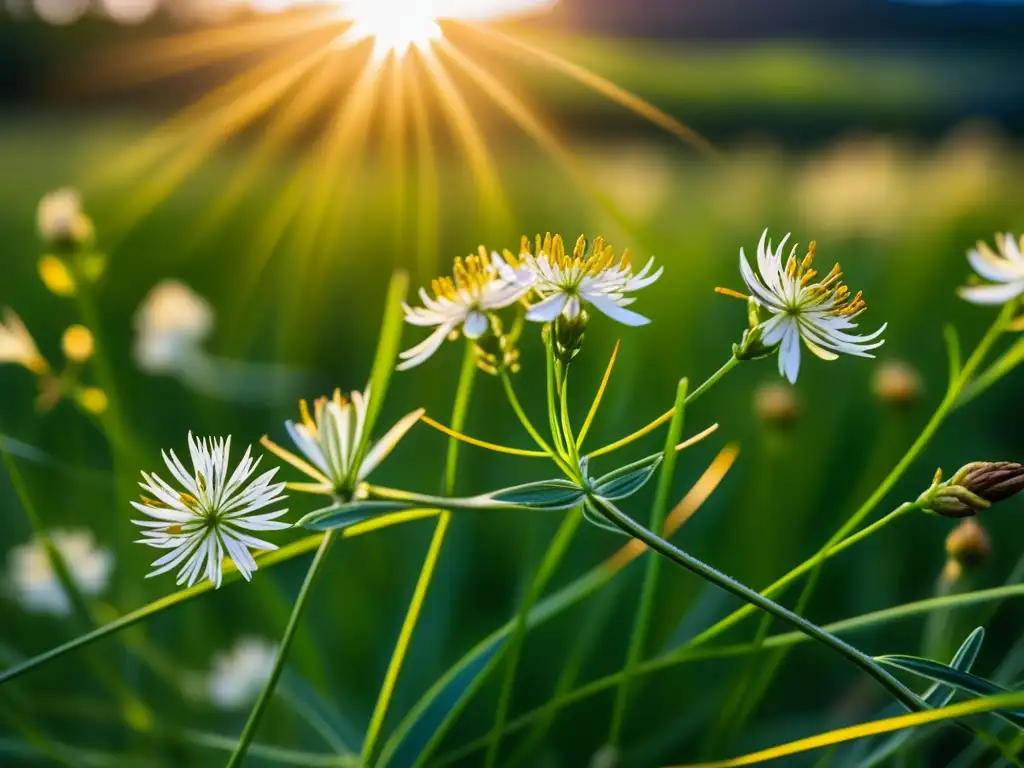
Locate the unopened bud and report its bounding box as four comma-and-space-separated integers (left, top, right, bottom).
953, 461, 1024, 505
872, 360, 922, 408
920, 461, 1024, 518
38, 255, 77, 297
62, 325, 95, 363
473, 314, 520, 376
553, 309, 589, 365
945, 518, 991, 569
754, 382, 798, 427
733, 298, 775, 361
75, 387, 109, 415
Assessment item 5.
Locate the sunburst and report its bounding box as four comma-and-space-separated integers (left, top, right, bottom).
85, 0, 708, 324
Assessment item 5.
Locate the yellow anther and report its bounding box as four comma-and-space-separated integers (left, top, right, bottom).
299, 399, 316, 432
800, 268, 818, 286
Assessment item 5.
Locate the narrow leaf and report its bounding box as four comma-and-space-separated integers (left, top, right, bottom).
298, 501, 419, 531
582, 499, 629, 536
849, 627, 984, 768
876, 652, 1024, 729
592, 454, 664, 501
488, 479, 585, 510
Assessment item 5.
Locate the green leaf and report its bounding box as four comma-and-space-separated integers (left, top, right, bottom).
488, 479, 585, 510
591, 454, 664, 501
582, 499, 628, 536
877, 648, 1024, 730
849, 627, 984, 768
298, 501, 418, 531
354, 270, 409, 470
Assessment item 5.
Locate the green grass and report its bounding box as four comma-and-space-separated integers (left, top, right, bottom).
2, 110, 1024, 767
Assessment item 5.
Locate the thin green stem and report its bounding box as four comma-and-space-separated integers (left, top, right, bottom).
226, 532, 336, 768
485, 508, 584, 768
434, 582, 1024, 767
589, 497, 924, 712
688, 355, 740, 403
545, 332, 569, 460
608, 378, 688, 746
558, 366, 580, 468
360, 344, 476, 764
681, 307, 1011, 652
500, 370, 574, 477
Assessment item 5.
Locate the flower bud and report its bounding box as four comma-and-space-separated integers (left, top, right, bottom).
945, 517, 991, 569
473, 314, 521, 376
62, 325, 95, 363
753, 381, 798, 427
733, 298, 775, 361
38, 255, 77, 297
75, 387, 109, 415
553, 309, 589, 365
872, 360, 922, 408
919, 462, 1024, 518
952, 461, 1024, 505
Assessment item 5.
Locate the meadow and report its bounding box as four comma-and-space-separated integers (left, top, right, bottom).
2, 40, 1024, 766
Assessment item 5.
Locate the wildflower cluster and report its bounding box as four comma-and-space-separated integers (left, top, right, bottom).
0, 189, 108, 416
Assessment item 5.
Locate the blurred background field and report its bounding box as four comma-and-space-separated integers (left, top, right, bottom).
3, 1, 1024, 766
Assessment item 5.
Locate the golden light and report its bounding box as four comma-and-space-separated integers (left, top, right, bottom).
334, 0, 557, 58
336, 0, 442, 59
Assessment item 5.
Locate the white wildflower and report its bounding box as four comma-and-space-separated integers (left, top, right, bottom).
398, 249, 528, 370
132, 433, 288, 589
262, 388, 423, 495
958, 233, 1024, 306
0, 309, 47, 374
37, 187, 92, 246
134, 281, 215, 375
514, 234, 662, 326
735, 229, 886, 384
206, 637, 278, 710
6, 530, 113, 616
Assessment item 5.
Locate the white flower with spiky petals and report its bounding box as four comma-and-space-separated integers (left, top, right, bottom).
515, 234, 662, 326
398, 250, 529, 370
736, 229, 886, 384
132, 434, 288, 589
1, 308, 48, 374
6, 530, 113, 616
958, 233, 1024, 306
205, 637, 279, 710
262, 388, 423, 495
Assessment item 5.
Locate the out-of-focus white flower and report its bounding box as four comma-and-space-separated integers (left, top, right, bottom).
134, 281, 215, 375
734, 229, 886, 384
132, 433, 288, 589
958, 234, 1024, 306
37, 188, 92, 246
205, 637, 278, 710
398, 250, 529, 370
516, 234, 662, 326
262, 388, 423, 495
0, 309, 48, 374
6, 530, 113, 616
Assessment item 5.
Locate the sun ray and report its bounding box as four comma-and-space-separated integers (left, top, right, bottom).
187, 52, 347, 249
434, 37, 639, 236
454, 21, 716, 156
103, 45, 332, 240
84, 11, 341, 91
385, 53, 409, 264
417, 48, 511, 232
406, 54, 440, 280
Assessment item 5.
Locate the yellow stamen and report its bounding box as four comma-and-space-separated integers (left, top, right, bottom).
299, 399, 316, 434
715, 286, 749, 301
260, 435, 332, 486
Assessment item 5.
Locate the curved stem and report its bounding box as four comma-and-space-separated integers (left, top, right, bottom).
360, 343, 476, 764
500, 371, 574, 477
609, 378, 688, 746
485, 508, 583, 768
226, 532, 336, 768
589, 497, 924, 712
587, 355, 738, 459
682, 307, 1012, 650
